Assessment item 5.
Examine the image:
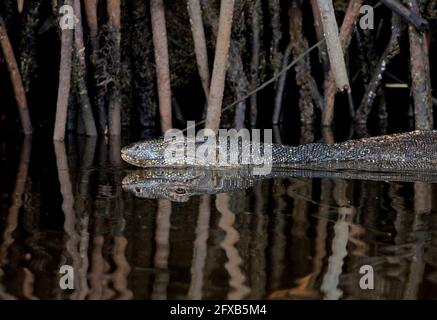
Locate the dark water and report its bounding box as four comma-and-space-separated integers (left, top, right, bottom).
1, 135, 437, 300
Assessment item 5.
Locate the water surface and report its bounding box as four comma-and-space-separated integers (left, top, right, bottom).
1, 135, 437, 300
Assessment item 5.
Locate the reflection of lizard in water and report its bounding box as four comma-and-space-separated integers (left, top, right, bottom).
122, 166, 437, 203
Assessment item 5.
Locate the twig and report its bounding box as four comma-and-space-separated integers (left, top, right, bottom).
381, 0, 429, 32
228, 1, 250, 130
406, 0, 433, 130
228, 42, 250, 130
288, 0, 324, 126
317, 0, 351, 92
272, 44, 292, 125
205, 0, 235, 131
20, 1, 43, 93
54, 0, 74, 141
356, 15, 402, 125
74, 0, 97, 136
320, 0, 363, 126
107, 0, 121, 135
249, 0, 262, 126
268, 0, 283, 76
310, 0, 329, 73
0, 14, 32, 135
187, 0, 210, 100
150, 0, 173, 133
200, 0, 248, 129
17, 0, 24, 13
84, 0, 106, 134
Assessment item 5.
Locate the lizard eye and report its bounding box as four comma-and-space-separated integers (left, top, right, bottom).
174, 188, 186, 195
135, 187, 141, 193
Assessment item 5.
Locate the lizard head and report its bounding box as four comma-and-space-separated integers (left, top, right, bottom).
122, 169, 205, 202
122, 168, 260, 202
121, 139, 168, 167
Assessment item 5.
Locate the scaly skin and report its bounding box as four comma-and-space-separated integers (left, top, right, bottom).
122, 130, 437, 202
121, 130, 437, 172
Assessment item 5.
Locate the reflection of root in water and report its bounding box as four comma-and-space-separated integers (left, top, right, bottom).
348, 224, 369, 257
321, 219, 349, 300
22, 267, 37, 300
113, 236, 133, 299
152, 199, 171, 300
268, 274, 318, 299
0, 138, 31, 299
269, 179, 287, 291
88, 235, 115, 300
216, 194, 250, 300
55, 142, 81, 300
188, 195, 211, 300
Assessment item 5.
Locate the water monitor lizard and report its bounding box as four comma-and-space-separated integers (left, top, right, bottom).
121, 130, 437, 202
121, 130, 437, 172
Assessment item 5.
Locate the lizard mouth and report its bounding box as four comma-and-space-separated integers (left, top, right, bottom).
121, 149, 162, 167
120, 148, 132, 164
120, 146, 135, 164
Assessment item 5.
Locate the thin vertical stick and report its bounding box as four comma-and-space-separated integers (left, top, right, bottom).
150, 0, 173, 133
310, 0, 329, 72
249, 0, 262, 127
268, 0, 282, 76
17, 0, 25, 13
317, 0, 350, 92
20, 1, 43, 93
107, 0, 121, 135
382, 0, 429, 31
84, 0, 99, 62
288, 0, 323, 126
228, 43, 250, 130
188, 0, 210, 99
205, 0, 234, 132
0, 15, 32, 135
272, 44, 292, 125
406, 0, 433, 130
84, 0, 107, 133
355, 15, 402, 125
107, 0, 120, 28
74, 0, 97, 136
320, 0, 363, 126
54, 0, 74, 141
